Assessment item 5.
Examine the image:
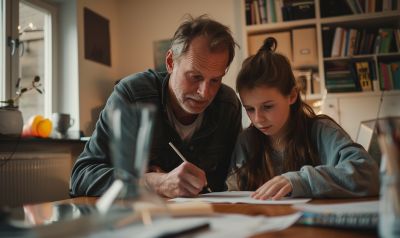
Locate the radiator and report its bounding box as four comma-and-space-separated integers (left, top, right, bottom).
0, 152, 72, 207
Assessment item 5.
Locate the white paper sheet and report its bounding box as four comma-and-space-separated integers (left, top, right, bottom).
169, 191, 311, 204
90, 212, 302, 238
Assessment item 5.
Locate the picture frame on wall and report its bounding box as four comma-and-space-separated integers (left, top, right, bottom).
84, 7, 111, 66
153, 39, 172, 72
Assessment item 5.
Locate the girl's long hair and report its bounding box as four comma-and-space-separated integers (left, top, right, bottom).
234, 37, 329, 190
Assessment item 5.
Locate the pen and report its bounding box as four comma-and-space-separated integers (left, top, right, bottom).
168, 142, 212, 193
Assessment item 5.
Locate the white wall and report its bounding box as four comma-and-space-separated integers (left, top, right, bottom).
76, 0, 122, 134
114, 0, 243, 89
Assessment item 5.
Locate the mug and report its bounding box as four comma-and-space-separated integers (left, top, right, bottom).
52, 113, 74, 136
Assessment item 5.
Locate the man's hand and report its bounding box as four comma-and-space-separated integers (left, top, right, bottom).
251, 176, 292, 200
144, 162, 207, 198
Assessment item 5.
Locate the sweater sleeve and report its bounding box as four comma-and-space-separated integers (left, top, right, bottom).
70, 84, 132, 197
282, 119, 380, 198
225, 129, 253, 191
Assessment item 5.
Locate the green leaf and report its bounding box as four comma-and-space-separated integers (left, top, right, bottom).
0, 99, 15, 105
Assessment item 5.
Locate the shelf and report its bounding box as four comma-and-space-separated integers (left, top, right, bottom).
246, 18, 317, 34
324, 54, 375, 61
324, 53, 400, 61
301, 93, 323, 101
324, 90, 400, 98
240, 0, 400, 108
320, 10, 400, 25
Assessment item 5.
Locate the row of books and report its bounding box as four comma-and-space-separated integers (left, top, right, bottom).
344, 0, 400, 14
379, 61, 400, 90
325, 60, 400, 92
294, 70, 321, 96
325, 61, 373, 92
244, 0, 315, 25
323, 27, 400, 58
321, 0, 400, 17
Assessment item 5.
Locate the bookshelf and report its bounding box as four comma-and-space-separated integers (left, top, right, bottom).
239, 0, 400, 138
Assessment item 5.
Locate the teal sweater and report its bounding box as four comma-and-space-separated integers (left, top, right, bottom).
226, 118, 380, 198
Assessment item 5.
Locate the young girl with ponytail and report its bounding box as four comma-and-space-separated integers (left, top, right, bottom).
226, 37, 379, 199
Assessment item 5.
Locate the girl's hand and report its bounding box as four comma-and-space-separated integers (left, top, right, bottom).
251, 176, 293, 200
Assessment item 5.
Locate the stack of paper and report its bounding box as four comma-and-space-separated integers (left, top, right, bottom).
169, 191, 311, 205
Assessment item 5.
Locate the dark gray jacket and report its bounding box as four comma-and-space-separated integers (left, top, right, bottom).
70, 70, 242, 196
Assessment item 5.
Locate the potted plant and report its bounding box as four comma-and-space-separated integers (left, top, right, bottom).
0, 76, 43, 137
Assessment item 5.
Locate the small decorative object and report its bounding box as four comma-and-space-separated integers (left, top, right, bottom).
0, 76, 43, 137
0, 108, 23, 137
22, 114, 52, 138
153, 39, 172, 72
52, 113, 74, 138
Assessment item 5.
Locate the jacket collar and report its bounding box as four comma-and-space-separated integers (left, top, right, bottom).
160, 73, 219, 141
160, 73, 170, 112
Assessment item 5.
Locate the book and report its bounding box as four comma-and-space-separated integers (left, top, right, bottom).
275, 0, 284, 22
347, 28, 358, 56
331, 27, 345, 57
341, 29, 350, 56
355, 61, 373, 91
258, 0, 267, 23
294, 201, 379, 229
269, 0, 277, 22
379, 28, 394, 53
346, 0, 361, 13
380, 62, 393, 90
320, 0, 353, 17
245, 0, 252, 25
253, 0, 261, 24
322, 26, 335, 57
391, 62, 400, 89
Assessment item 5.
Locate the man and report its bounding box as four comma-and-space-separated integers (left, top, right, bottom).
70, 15, 242, 198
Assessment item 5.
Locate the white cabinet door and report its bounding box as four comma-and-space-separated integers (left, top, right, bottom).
339, 96, 381, 140
379, 95, 400, 117
329, 94, 400, 140
321, 98, 339, 123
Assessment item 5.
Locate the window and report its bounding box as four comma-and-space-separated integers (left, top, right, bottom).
0, 1, 4, 102
1, 0, 56, 121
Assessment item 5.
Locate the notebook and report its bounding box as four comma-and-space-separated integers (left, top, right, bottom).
293, 201, 379, 229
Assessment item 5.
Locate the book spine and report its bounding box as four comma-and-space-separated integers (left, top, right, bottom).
245, 0, 252, 25
391, 62, 400, 89
331, 27, 344, 57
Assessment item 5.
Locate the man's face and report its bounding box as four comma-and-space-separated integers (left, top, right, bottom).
166, 36, 229, 118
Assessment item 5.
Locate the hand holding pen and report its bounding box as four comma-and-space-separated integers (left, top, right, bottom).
169, 142, 212, 194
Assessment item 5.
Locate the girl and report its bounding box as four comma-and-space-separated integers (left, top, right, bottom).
226, 37, 379, 199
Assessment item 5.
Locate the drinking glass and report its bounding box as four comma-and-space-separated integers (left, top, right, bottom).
377, 117, 400, 238
108, 99, 156, 199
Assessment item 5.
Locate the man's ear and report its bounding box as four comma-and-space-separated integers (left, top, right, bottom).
289, 87, 298, 105
166, 49, 174, 73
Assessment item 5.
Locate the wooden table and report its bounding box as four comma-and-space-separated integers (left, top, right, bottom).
58, 196, 378, 238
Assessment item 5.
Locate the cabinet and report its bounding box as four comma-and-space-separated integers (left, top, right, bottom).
239, 0, 400, 135
321, 91, 400, 139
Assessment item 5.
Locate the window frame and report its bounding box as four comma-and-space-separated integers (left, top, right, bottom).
1, 0, 58, 118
